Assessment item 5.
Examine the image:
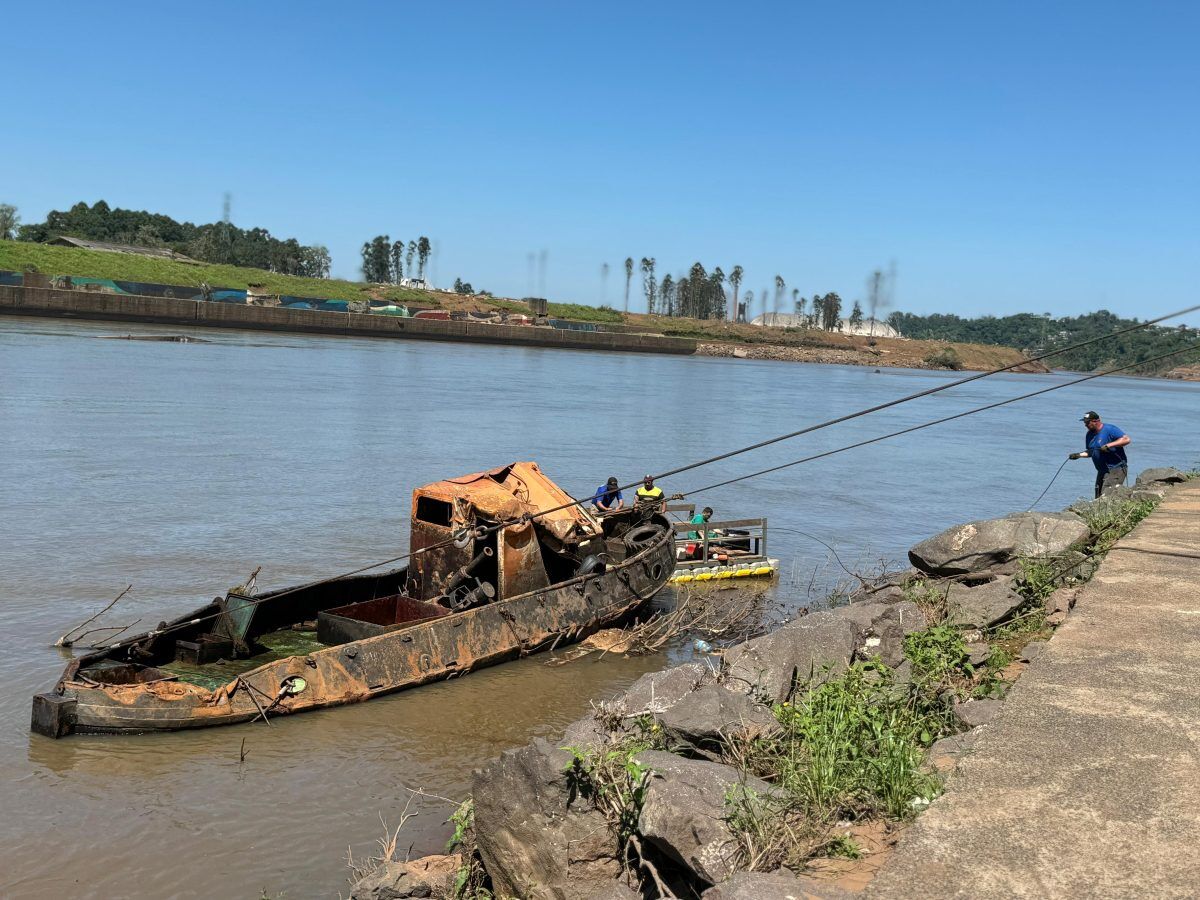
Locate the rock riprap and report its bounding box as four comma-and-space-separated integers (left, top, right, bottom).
909, 511, 1089, 576
472, 738, 622, 899
349, 854, 460, 900
635, 751, 776, 885
722, 611, 860, 702
944, 579, 1026, 628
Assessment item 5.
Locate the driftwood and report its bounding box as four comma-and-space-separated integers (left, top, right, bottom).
55, 585, 132, 648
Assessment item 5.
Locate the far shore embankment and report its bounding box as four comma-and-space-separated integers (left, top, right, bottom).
697, 338, 1050, 374
0, 284, 696, 356
0, 281, 1049, 375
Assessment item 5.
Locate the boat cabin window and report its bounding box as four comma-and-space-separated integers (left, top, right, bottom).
415, 496, 453, 528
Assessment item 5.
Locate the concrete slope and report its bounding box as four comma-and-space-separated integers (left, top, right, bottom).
869, 481, 1200, 900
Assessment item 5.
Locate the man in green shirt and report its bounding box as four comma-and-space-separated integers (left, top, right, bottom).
688, 506, 714, 540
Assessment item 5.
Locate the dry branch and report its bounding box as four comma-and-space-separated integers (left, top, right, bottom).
56, 585, 132, 648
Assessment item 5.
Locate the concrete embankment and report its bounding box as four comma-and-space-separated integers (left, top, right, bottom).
868, 479, 1200, 899
0, 285, 696, 355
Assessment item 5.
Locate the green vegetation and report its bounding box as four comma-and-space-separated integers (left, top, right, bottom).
445, 800, 494, 900
904, 626, 972, 683
923, 346, 964, 370
891, 309, 1198, 375
724, 662, 948, 870
1076, 495, 1159, 553
0, 239, 430, 304
563, 738, 654, 847
17, 199, 330, 276
545, 302, 624, 323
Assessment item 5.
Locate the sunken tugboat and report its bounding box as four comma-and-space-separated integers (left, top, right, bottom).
32, 463, 674, 738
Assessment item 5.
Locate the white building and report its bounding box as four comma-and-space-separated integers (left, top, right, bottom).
749, 312, 902, 338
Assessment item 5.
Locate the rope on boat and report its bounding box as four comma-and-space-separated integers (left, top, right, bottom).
396, 307, 1200, 549
673, 343, 1199, 498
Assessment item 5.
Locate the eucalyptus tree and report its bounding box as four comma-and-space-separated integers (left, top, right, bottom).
728, 265, 743, 321
849, 300, 864, 330
812, 295, 825, 330
623, 257, 634, 314
689, 262, 710, 319
710, 267, 726, 320
416, 237, 432, 280
0, 203, 18, 240
391, 240, 405, 282
406, 240, 416, 275
640, 257, 657, 314
660, 274, 675, 318
742, 289, 754, 322
600, 262, 610, 303
822, 292, 843, 330
795, 294, 807, 322
773, 275, 786, 316
360, 235, 393, 283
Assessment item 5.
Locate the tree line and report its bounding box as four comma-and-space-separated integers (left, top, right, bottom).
360, 235, 431, 285
10, 201, 331, 277
613, 254, 861, 330
888, 309, 1197, 374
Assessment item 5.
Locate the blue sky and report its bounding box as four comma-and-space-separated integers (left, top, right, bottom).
4, 2, 1198, 320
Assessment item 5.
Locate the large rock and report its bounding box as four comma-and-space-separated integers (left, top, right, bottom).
953, 697, 1002, 729
944, 580, 1025, 628
636, 751, 774, 885
722, 612, 860, 702
473, 739, 621, 900
909, 512, 1089, 576
615, 663, 709, 716
1136, 467, 1187, 486
701, 869, 852, 899
655, 683, 779, 746
838, 600, 926, 667
349, 854, 460, 900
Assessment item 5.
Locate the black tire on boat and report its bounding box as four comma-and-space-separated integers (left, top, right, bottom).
624, 523, 667, 552
578, 555, 607, 577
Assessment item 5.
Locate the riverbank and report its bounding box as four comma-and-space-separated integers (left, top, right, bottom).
696, 339, 1048, 373
0, 284, 695, 355
347, 468, 1192, 899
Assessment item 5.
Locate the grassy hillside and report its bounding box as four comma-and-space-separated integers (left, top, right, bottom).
0, 240, 430, 304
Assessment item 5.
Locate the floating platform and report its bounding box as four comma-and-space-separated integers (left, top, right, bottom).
671, 557, 780, 583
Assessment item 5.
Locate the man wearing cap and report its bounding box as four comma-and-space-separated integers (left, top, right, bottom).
635, 475, 665, 511
1069, 412, 1131, 497
591, 476, 624, 514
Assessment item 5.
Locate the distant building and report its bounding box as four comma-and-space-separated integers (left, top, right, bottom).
749, 312, 902, 338
45, 236, 202, 264
399, 277, 429, 289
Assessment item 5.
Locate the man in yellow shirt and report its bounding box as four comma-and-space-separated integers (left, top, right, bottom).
635, 474, 664, 511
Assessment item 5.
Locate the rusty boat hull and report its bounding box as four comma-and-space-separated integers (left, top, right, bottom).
32, 513, 675, 738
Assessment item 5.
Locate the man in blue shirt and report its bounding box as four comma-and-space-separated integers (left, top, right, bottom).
591, 476, 624, 514
1069, 411, 1131, 498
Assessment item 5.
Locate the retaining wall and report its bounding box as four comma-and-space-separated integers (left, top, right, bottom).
0, 285, 696, 355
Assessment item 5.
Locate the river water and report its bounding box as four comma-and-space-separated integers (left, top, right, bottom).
1, 316, 1196, 898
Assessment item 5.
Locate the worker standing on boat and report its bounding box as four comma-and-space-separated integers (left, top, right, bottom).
591, 476, 625, 514
1069, 411, 1131, 497
636, 475, 665, 512
687, 506, 715, 560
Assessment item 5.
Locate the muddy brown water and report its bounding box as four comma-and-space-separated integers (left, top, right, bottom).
1, 316, 1196, 898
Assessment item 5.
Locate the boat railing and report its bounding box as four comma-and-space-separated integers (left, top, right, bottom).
670, 517, 769, 569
